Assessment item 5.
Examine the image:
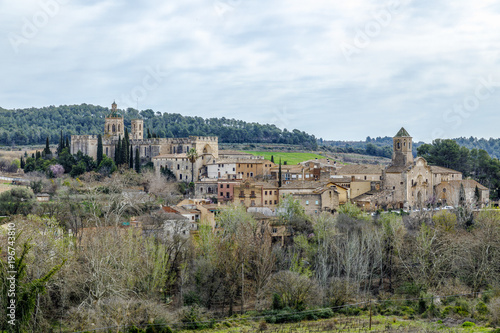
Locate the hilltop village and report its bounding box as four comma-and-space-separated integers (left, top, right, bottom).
70, 104, 490, 235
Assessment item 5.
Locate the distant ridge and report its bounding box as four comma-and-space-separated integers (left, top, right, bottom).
0, 104, 317, 149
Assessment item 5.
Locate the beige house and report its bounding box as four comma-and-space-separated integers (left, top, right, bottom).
278, 182, 341, 215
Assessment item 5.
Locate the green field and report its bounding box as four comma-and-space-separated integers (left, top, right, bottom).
241, 151, 325, 165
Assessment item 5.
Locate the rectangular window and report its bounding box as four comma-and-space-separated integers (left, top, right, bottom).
226, 184, 230, 188
315, 200, 319, 205
220, 184, 223, 188
265, 191, 268, 195
306, 200, 309, 205
265, 200, 268, 205
220, 192, 223, 196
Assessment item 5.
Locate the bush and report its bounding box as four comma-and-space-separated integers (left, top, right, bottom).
476, 302, 489, 315
461, 321, 475, 327
179, 305, 210, 329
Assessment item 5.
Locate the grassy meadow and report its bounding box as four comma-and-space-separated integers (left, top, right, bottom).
241, 151, 326, 165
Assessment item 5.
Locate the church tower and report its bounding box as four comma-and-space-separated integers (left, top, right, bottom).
131, 119, 144, 140
104, 101, 125, 138
392, 127, 413, 167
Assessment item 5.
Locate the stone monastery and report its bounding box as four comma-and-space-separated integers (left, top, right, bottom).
71, 102, 219, 181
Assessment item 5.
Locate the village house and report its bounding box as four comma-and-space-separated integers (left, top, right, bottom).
278, 181, 341, 215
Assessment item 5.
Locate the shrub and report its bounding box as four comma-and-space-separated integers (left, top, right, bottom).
476, 302, 489, 315
461, 321, 475, 327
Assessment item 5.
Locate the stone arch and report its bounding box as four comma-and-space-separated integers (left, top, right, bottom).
203, 144, 213, 154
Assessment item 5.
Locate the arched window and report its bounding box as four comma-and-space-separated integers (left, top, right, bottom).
118, 125, 120, 132
112, 124, 116, 132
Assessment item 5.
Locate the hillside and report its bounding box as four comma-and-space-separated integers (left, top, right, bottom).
0, 104, 317, 149
322, 136, 500, 160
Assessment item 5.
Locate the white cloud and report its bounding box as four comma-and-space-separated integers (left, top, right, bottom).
1, 0, 500, 141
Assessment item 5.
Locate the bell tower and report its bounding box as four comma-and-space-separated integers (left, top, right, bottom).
104, 101, 124, 138
131, 119, 144, 140
392, 127, 413, 167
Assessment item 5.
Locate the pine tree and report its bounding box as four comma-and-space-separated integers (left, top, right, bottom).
135, 147, 140, 173
129, 145, 134, 169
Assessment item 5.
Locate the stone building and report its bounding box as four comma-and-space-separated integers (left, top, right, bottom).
71, 102, 219, 181
355, 127, 489, 210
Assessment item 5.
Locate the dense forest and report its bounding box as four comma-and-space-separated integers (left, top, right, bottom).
320, 136, 425, 159
323, 136, 500, 161
0, 104, 317, 149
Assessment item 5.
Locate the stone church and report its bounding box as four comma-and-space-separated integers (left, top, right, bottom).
71, 102, 219, 180
356, 128, 489, 209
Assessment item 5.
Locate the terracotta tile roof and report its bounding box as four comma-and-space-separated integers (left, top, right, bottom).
429, 166, 461, 174
337, 164, 384, 175
386, 165, 410, 173
447, 179, 488, 190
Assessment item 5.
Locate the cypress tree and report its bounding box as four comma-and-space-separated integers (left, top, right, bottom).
271, 155, 274, 163
135, 147, 140, 173
474, 185, 480, 203
44, 136, 51, 155
20, 156, 25, 169
120, 136, 127, 166
278, 158, 282, 187
58, 130, 63, 153
97, 134, 103, 165
115, 136, 122, 165
459, 183, 466, 207
124, 128, 130, 165
65, 137, 70, 148
129, 145, 134, 169
36, 151, 41, 160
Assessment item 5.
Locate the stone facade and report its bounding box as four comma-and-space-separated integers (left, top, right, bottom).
356, 127, 490, 210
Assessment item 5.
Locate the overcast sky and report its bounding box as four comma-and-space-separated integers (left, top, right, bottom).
2, 0, 500, 142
